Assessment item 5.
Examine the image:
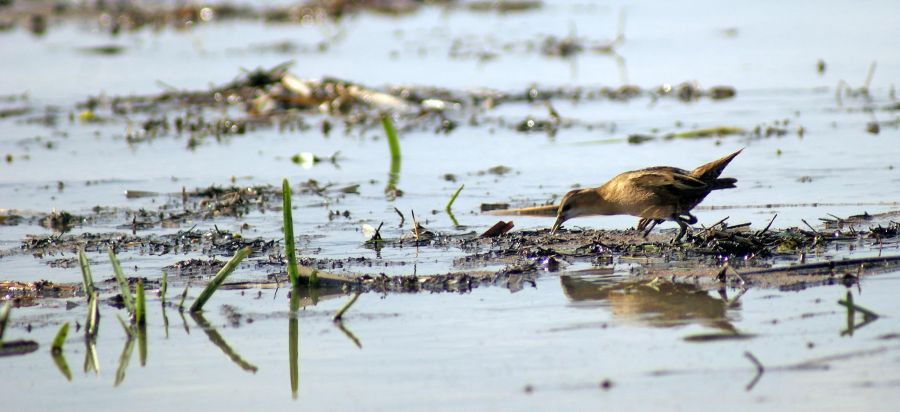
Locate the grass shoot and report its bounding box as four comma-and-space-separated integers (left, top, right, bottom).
189, 247, 252, 312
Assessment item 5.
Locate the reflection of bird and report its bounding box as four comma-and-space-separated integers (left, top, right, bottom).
551, 149, 742, 242
560, 275, 737, 332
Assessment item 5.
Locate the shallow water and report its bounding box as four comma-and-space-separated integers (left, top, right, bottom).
4, 272, 900, 411
2, 0, 900, 410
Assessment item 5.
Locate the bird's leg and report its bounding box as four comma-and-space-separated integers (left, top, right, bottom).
682, 213, 698, 224
671, 216, 690, 243
637, 218, 649, 231
642, 219, 659, 238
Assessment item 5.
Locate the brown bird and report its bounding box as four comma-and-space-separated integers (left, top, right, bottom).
551, 149, 742, 242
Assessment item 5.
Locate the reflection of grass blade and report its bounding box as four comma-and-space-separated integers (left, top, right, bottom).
335, 322, 362, 349
77, 248, 94, 301
114, 335, 135, 387
282, 179, 301, 288
137, 323, 147, 367
289, 287, 300, 400
84, 339, 100, 374
445, 184, 464, 213
109, 249, 135, 317
447, 211, 459, 227
51, 350, 73, 381
51, 322, 69, 354
191, 312, 258, 373
178, 286, 188, 312
178, 310, 190, 335
83, 291, 101, 374
117, 314, 135, 337
189, 247, 252, 313
85, 291, 100, 340
0, 301, 10, 342
135, 279, 146, 326
50, 322, 73, 381
162, 301, 170, 339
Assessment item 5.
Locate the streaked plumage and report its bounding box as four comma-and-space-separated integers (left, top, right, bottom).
551, 149, 742, 241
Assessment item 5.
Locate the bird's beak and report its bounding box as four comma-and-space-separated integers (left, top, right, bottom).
550, 214, 566, 234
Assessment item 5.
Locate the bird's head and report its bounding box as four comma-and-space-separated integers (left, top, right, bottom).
551, 189, 598, 233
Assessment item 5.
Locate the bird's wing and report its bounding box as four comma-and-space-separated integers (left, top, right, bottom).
631, 171, 710, 197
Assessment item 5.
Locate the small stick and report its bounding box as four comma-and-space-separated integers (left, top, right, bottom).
333, 292, 362, 322
863, 61, 877, 93
700, 216, 729, 237
393, 207, 405, 227
757, 213, 778, 235
411, 210, 420, 241
727, 265, 747, 285
801, 219, 820, 235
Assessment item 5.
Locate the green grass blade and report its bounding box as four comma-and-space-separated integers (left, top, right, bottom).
51, 322, 69, 354
135, 279, 146, 326
160, 270, 168, 304
445, 184, 465, 212
77, 248, 95, 301
0, 301, 10, 342
382, 114, 401, 161
283, 179, 300, 288
189, 247, 252, 313
108, 248, 135, 316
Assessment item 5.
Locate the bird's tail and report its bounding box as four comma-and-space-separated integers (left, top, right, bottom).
691, 149, 742, 182
709, 177, 737, 190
